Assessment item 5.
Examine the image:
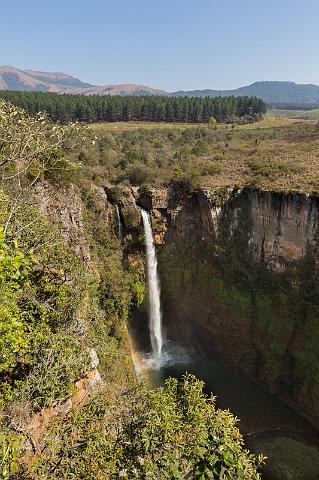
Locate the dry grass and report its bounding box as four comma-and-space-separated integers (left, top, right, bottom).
267, 108, 319, 121
89, 121, 207, 134
84, 118, 319, 194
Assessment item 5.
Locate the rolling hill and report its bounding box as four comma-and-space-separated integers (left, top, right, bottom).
0, 66, 166, 96
1, 67, 319, 105
172, 81, 319, 104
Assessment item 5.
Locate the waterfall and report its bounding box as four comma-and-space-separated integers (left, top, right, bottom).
140, 209, 163, 361
115, 204, 123, 240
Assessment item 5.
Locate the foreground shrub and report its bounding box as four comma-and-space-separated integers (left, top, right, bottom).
0, 428, 22, 480
115, 375, 264, 479
32, 375, 264, 479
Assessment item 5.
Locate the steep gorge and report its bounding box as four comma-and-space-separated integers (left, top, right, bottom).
131, 186, 319, 429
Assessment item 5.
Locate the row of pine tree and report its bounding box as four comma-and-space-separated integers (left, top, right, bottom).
0, 90, 266, 124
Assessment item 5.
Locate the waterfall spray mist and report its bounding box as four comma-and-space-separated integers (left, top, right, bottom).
141, 209, 163, 361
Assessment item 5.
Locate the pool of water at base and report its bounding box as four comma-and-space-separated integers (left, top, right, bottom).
134, 341, 319, 480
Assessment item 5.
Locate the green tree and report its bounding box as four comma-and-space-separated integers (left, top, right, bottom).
208, 116, 217, 129
0, 99, 86, 234
0, 226, 37, 376
0, 91, 266, 125
116, 375, 264, 479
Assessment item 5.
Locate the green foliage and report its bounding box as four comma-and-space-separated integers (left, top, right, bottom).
201, 162, 223, 175
255, 436, 319, 480
0, 99, 89, 242
0, 99, 84, 181
20, 333, 89, 410
98, 268, 130, 339
32, 375, 263, 479
121, 163, 154, 186
249, 159, 300, 178
0, 227, 35, 285
0, 214, 92, 408
0, 428, 22, 480
115, 375, 263, 479
208, 116, 217, 129
131, 279, 145, 306
172, 164, 201, 192
0, 90, 266, 124
0, 227, 40, 377
78, 183, 135, 385
67, 119, 319, 192
0, 102, 137, 476
31, 393, 114, 479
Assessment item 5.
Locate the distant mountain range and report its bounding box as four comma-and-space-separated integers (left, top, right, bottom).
0, 66, 166, 96
1, 66, 319, 105
172, 81, 319, 105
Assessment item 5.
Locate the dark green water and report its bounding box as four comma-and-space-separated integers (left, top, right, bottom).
134, 339, 319, 480
146, 345, 312, 434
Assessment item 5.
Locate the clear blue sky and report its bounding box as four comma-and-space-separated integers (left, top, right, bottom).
1, 0, 319, 91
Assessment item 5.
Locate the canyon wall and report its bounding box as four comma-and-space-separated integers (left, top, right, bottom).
136, 187, 319, 428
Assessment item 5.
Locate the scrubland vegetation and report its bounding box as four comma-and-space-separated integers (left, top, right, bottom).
80, 117, 319, 194
267, 107, 319, 120
0, 99, 265, 478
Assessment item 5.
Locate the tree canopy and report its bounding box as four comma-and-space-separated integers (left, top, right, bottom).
0, 91, 266, 124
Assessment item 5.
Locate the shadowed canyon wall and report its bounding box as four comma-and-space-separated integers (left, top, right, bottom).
135, 187, 319, 428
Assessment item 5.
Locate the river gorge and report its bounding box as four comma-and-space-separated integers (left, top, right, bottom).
117, 185, 319, 478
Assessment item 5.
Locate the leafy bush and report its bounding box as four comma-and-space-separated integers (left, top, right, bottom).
20, 333, 89, 410
123, 163, 154, 186
0, 209, 93, 407
201, 162, 223, 176
0, 99, 84, 187
249, 159, 299, 177
208, 116, 217, 130
116, 375, 264, 479
32, 375, 264, 479
124, 145, 147, 163
171, 164, 201, 192
0, 428, 22, 480
0, 227, 39, 378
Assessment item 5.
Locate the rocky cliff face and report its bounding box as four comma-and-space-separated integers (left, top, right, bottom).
237, 190, 319, 269
32, 181, 117, 263
134, 186, 319, 428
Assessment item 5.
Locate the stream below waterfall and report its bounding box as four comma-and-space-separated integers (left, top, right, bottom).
130, 335, 319, 480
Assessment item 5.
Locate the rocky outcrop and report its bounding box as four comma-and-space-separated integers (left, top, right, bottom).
133, 186, 319, 429
32, 182, 91, 262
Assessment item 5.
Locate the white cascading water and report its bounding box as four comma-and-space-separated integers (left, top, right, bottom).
115, 204, 123, 240
140, 209, 163, 361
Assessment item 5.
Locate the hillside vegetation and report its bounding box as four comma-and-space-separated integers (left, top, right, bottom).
0, 99, 264, 478
268, 107, 319, 120
77, 117, 319, 194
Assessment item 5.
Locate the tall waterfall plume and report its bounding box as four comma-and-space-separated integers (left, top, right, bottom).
141, 208, 163, 360
115, 204, 123, 240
